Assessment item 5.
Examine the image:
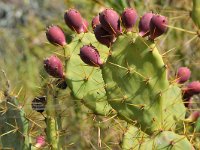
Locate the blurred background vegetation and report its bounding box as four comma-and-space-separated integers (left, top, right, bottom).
0, 0, 199, 149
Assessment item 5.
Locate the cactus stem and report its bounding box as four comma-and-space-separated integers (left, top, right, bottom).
62, 45, 70, 73
44, 85, 65, 150
191, 0, 200, 28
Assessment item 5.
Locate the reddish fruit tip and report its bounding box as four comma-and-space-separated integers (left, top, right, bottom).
121, 8, 138, 31
44, 55, 64, 78
149, 14, 168, 40
46, 25, 66, 46
183, 81, 200, 99
64, 8, 88, 34
176, 67, 191, 83
92, 15, 100, 30
99, 8, 122, 36
80, 45, 103, 67
187, 81, 200, 94
139, 12, 154, 37
35, 136, 46, 148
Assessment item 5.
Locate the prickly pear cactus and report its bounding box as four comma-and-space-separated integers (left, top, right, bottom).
122, 126, 194, 150
101, 32, 186, 134
148, 131, 194, 150
0, 94, 30, 149
121, 125, 148, 150
66, 32, 113, 115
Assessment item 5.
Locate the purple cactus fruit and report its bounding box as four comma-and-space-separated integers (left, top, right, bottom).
186, 81, 200, 94
176, 67, 191, 83
92, 15, 100, 29
46, 25, 66, 46
35, 136, 46, 148
149, 14, 168, 40
121, 8, 138, 31
44, 55, 64, 78
94, 24, 115, 47
80, 45, 103, 67
183, 81, 200, 100
81, 19, 89, 33
139, 12, 154, 37
186, 111, 200, 122
64, 9, 86, 33
99, 8, 122, 36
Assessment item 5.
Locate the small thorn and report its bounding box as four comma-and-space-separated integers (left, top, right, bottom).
158, 91, 162, 97
143, 78, 150, 84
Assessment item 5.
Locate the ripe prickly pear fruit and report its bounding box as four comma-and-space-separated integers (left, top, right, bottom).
149, 14, 168, 40
44, 55, 64, 78
94, 24, 115, 47
176, 67, 191, 83
186, 111, 200, 122
64, 9, 87, 33
35, 136, 46, 148
99, 8, 122, 36
183, 81, 200, 100
80, 45, 103, 67
46, 25, 66, 46
185, 81, 200, 94
121, 8, 138, 31
31, 96, 47, 113
139, 12, 154, 37
91, 15, 100, 29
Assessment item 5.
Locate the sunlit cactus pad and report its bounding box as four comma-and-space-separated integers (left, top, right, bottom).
66, 32, 113, 115
121, 125, 148, 150
101, 33, 186, 134
122, 126, 194, 150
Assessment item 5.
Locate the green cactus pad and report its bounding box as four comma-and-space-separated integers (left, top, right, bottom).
66, 32, 113, 115
101, 33, 186, 134
0, 96, 30, 149
121, 125, 149, 150
146, 131, 194, 150
122, 127, 194, 150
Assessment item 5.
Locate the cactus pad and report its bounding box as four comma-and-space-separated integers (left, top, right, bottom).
66, 32, 113, 115
121, 125, 149, 150
0, 95, 29, 149
122, 126, 194, 150
101, 33, 186, 134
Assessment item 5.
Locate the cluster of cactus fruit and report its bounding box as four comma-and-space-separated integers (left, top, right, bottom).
41, 6, 200, 149
1, 2, 200, 149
